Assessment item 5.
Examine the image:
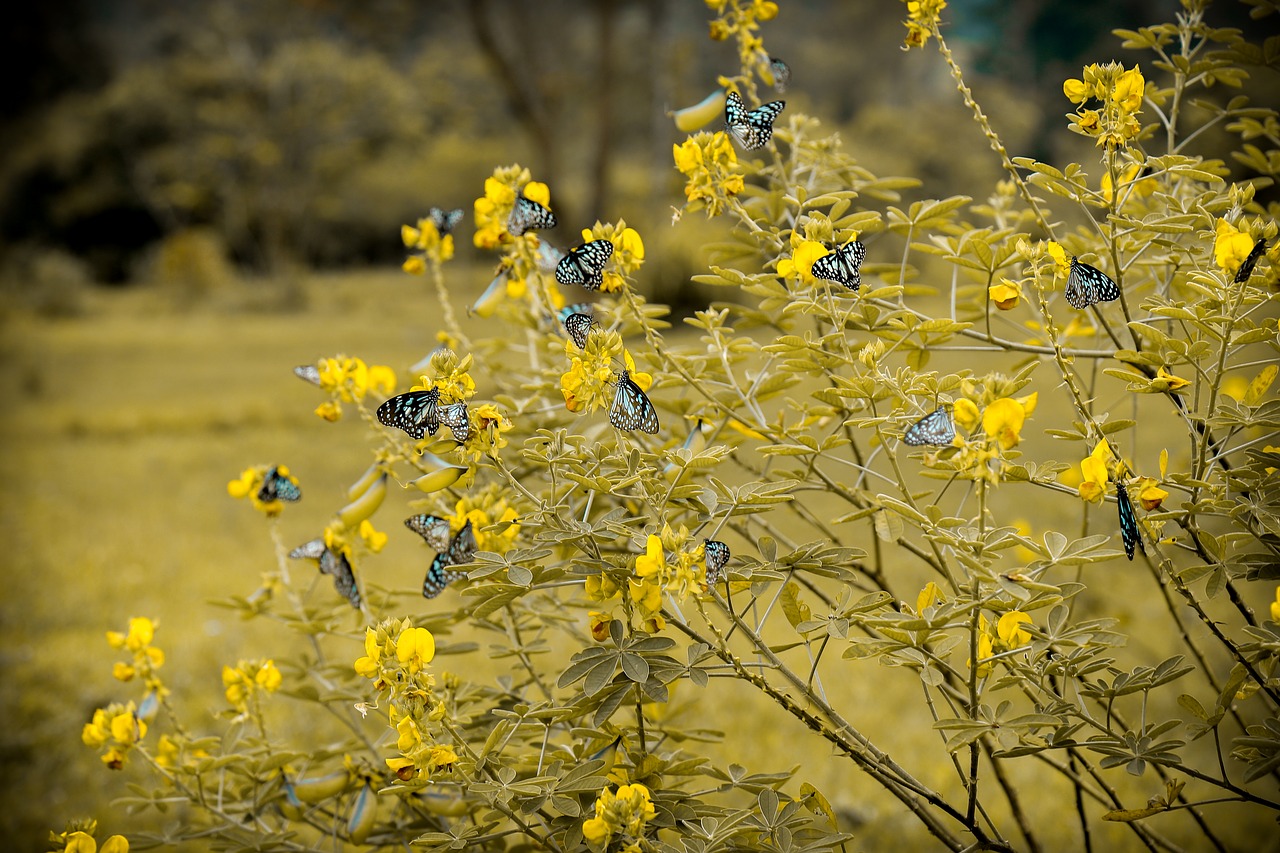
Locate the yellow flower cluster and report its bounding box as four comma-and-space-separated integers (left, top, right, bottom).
48, 827, 129, 853
82, 702, 146, 770
226, 464, 300, 517
588, 526, 711, 638
221, 658, 282, 714
705, 0, 779, 88
561, 329, 652, 418
579, 220, 645, 293
444, 487, 520, 554
309, 355, 397, 422
582, 782, 656, 847
106, 617, 166, 701
902, 0, 947, 49
673, 131, 744, 217
471, 165, 568, 315
969, 611, 1032, 677
401, 216, 455, 275
945, 390, 1036, 484
353, 619, 458, 782
1063, 63, 1146, 149
1075, 439, 1168, 510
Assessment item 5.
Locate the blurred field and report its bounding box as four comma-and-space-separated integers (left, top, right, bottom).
1, 269, 1275, 851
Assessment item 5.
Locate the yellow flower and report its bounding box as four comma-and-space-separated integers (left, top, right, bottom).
996, 611, 1032, 649
1137, 479, 1169, 511
1150, 366, 1191, 393
967, 615, 994, 677
1078, 440, 1114, 504
222, 659, 281, 712
982, 397, 1026, 451
1271, 587, 1280, 623
62, 832, 130, 853
777, 240, 829, 287
583, 783, 656, 845
255, 660, 282, 692
916, 581, 942, 613
629, 577, 663, 616
1063, 77, 1092, 104
82, 703, 146, 770
673, 131, 741, 216
589, 611, 614, 642
354, 627, 384, 679
107, 616, 154, 652
988, 278, 1021, 310
1214, 219, 1257, 276
396, 627, 436, 674
1101, 163, 1155, 205
952, 398, 980, 432
359, 519, 388, 553
1112, 66, 1145, 113
315, 400, 342, 422
586, 572, 621, 602
562, 329, 623, 414
1045, 241, 1069, 277
635, 535, 666, 580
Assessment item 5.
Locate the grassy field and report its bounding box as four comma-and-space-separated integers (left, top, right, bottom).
2, 269, 1275, 851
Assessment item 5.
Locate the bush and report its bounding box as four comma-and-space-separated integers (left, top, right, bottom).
53, 1, 1280, 852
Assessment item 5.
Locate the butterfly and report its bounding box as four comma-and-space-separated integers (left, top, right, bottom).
289, 538, 361, 608
421, 520, 478, 598
555, 240, 615, 289
293, 364, 321, 385
257, 466, 300, 503
610, 369, 659, 433
1235, 237, 1268, 284
1065, 257, 1121, 309
437, 401, 471, 443
563, 312, 596, 349
377, 388, 441, 440
810, 241, 867, 291
428, 206, 464, 236
903, 407, 956, 447
725, 90, 785, 150
769, 56, 790, 93
704, 539, 730, 586
1116, 481, 1140, 561
508, 195, 557, 236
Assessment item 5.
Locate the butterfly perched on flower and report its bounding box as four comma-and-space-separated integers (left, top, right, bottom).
769, 56, 791, 93
555, 240, 614, 289
903, 407, 956, 447
704, 539, 730, 586
289, 538, 361, 608
1065, 257, 1121, 309
437, 401, 471, 443
724, 90, 785, 150
1116, 482, 1140, 561
407, 518, 478, 598
257, 466, 301, 503
377, 388, 441, 440
1235, 237, 1268, 284
563, 312, 597, 349
293, 364, 321, 385
428, 206, 464, 236
508, 195, 557, 237
610, 369, 659, 433
811, 240, 867, 291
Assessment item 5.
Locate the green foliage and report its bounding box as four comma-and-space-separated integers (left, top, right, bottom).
61, 1, 1280, 851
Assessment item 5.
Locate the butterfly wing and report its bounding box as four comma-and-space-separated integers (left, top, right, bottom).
258, 467, 301, 503
564, 312, 596, 348
508, 196, 557, 236
745, 100, 785, 147
769, 56, 790, 93
704, 539, 730, 585
1066, 258, 1120, 308
555, 240, 614, 289
320, 548, 361, 608
1116, 482, 1140, 561
377, 389, 441, 440
610, 370, 659, 434
429, 207, 463, 236
405, 514, 453, 551
288, 537, 326, 560
422, 520, 477, 598
437, 402, 471, 443
294, 364, 321, 385
810, 241, 866, 290
1235, 237, 1268, 284
903, 407, 956, 447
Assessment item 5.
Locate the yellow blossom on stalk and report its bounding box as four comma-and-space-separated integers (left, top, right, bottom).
586, 572, 622, 602
916, 581, 943, 613
589, 611, 614, 642
1149, 366, 1191, 393
989, 278, 1021, 310
401, 216, 455, 273
1112, 66, 1145, 112
417, 350, 476, 404
1136, 478, 1169, 511
902, 0, 946, 48
396, 627, 436, 674
952, 398, 980, 432
354, 627, 388, 680
635, 534, 666, 581
359, 519, 387, 553
673, 131, 742, 217
1078, 440, 1115, 504
226, 464, 300, 517
562, 328, 624, 414
581, 221, 645, 295
982, 397, 1026, 450
777, 239, 829, 287
1214, 219, 1257, 276
1271, 587, 1280, 623
968, 616, 994, 677
995, 611, 1032, 649
222, 659, 282, 713
314, 400, 342, 421
448, 487, 521, 553
1101, 163, 1155, 205
1064, 63, 1145, 148
155, 733, 180, 769
1045, 241, 1070, 277
106, 617, 164, 687
59, 831, 130, 853
82, 702, 146, 770
583, 783, 656, 846
1062, 77, 1094, 104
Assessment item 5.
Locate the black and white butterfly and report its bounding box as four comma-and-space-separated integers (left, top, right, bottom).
704, 539, 730, 586
810, 241, 867, 291
377, 388, 441, 440
555, 240, 614, 289
610, 369, 659, 434
1065, 257, 1121, 309
725, 90, 785, 150
769, 56, 790, 93
1235, 237, 1268, 285
289, 538, 361, 608
405, 514, 453, 550
258, 466, 301, 503
563, 312, 597, 349
422, 520, 479, 598
1116, 481, 1140, 561
428, 206, 464, 236
293, 364, 321, 385
508, 195, 557, 236
437, 401, 471, 443
903, 407, 956, 447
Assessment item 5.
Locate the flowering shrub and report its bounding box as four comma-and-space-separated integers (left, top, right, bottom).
61, 1, 1280, 850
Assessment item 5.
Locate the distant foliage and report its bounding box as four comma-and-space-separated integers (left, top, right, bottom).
55, 1, 1280, 852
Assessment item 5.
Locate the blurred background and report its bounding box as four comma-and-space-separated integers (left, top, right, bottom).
2, 0, 1275, 849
